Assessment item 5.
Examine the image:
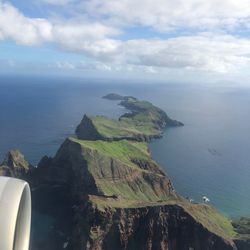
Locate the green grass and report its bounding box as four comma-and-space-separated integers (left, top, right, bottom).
71, 137, 150, 168
181, 202, 236, 240
99, 178, 161, 201
89, 194, 178, 211
85, 98, 167, 141
91, 115, 159, 139
69, 138, 171, 203
121, 98, 159, 111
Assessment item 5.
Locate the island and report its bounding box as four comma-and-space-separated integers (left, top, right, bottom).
76, 94, 183, 142
0, 94, 248, 250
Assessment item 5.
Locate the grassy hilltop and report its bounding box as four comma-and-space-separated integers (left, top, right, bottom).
69, 137, 174, 203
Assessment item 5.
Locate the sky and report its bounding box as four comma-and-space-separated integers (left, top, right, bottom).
1, 0, 250, 83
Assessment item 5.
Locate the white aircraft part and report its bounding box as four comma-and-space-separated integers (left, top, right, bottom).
0, 177, 31, 250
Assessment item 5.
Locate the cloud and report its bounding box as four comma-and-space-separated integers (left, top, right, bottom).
52, 60, 159, 75
57, 33, 250, 74
114, 34, 250, 73
1, 1, 250, 76
52, 31, 250, 74
85, 0, 250, 32
0, 2, 118, 46
55, 61, 75, 69
0, 2, 53, 45
40, 0, 74, 6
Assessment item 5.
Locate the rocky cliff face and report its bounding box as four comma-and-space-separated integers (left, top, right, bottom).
76, 115, 104, 141
36, 137, 176, 202
0, 150, 32, 178
70, 202, 236, 250
28, 136, 237, 250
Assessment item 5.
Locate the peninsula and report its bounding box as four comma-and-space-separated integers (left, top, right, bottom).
0, 94, 248, 250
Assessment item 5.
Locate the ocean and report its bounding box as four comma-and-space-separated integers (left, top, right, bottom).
0, 75, 250, 218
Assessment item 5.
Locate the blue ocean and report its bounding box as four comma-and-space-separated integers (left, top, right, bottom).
0, 75, 250, 218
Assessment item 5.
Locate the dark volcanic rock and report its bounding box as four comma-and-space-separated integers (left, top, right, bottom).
0, 150, 32, 178
75, 115, 103, 140
234, 239, 250, 250
70, 202, 236, 250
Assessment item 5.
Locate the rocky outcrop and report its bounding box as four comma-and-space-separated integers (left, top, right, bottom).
76, 115, 104, 141
0, 150, 32, 178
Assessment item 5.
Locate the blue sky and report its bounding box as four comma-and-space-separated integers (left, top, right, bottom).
1, 0, 250, 83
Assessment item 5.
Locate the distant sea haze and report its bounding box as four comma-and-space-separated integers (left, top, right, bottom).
0, 76, 250, 218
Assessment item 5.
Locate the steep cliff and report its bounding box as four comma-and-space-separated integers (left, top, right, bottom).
37, 137, 176, 202
71, 201, 236, 250
32, 136, 237, 250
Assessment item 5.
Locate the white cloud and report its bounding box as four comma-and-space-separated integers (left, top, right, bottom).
85, 0, 250, 31
52, 61, 159, 74
1, 1, 250, 77
118, 34, 250, 73
54, 61, 112, 71
64, 34, 250, 74
0, 2, 118, 46
40, 0, 73, 6
0, 2, 53, 45
52, 31, 250, 74
55, 61, 75, 69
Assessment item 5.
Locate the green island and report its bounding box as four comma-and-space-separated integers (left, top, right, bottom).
1, 93, 249, 249
76, 94, 183, 141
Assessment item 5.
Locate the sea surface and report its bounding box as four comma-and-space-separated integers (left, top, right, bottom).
0, 75, 250, 218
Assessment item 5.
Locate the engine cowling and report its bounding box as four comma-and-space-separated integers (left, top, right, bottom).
0, 177, 31, 250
